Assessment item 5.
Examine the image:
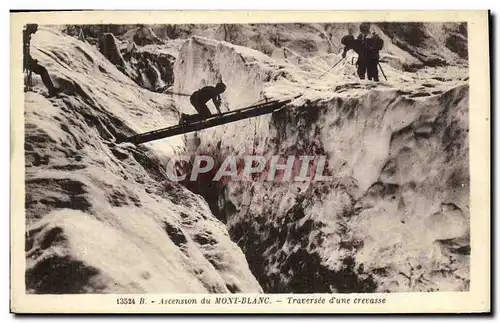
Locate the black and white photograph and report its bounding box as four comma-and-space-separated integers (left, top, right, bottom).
10, 10, 490, 314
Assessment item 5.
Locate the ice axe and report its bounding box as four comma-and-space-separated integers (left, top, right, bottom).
318, 57, 345, 79
378, 61, 388, 81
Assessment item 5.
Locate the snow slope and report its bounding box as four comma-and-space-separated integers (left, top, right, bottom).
172, 36, 469, 293
24, 27, 262, 294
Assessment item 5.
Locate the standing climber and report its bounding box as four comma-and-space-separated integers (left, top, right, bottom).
341, 22, 384, 81
23, 24, 62, 97
180, 82, 226, 124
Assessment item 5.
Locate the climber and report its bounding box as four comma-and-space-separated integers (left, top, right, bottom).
341, 22, 384, 81
180, 81, 227, 124
23, 24, 62, 97
144, 58, 161, 91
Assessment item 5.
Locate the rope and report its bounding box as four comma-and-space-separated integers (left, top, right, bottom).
230, 97, 270, 112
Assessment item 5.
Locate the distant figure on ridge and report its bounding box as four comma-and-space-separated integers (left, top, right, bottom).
180, 82, 227, 124
341, 22, 384, 81
23, 24, 62, 97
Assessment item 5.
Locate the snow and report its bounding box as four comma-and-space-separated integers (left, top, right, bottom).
25, 28, 262, 294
